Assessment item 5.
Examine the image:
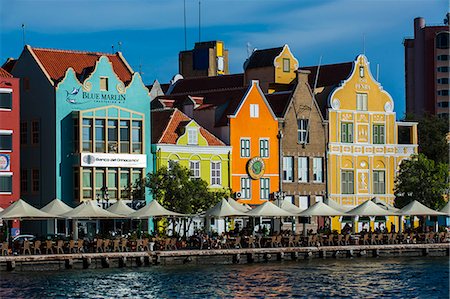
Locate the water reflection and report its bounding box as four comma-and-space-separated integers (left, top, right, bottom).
0, 257, 448, 298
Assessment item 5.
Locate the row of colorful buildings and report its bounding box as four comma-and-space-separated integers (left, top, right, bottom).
0, 34, 426, 233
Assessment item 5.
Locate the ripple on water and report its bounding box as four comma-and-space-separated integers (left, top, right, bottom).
0, 257, 448, 299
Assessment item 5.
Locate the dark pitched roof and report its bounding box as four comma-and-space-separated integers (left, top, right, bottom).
0, 67, 12, 78
168, 73, 244, 95
265, 91, 293, 118
301, 62, 353, 88
28, 46, 134, 84
152, 108, 226, 146
244, 47, 284, 70
1, 58, 16, 74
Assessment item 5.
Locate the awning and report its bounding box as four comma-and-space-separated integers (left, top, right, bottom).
299, 201, 346, 217
440, 202, 450, 216
129, 200, 185, 219
399, 200, 445, 216
280, 199, 305, 214
246, 201, 296, 217
61, 200, 125, 219
227, 198, 251, 212
346, 200, 399, 216
0, 199, 59, 220
40, 198, 73, 216
206, 199, 248, 217
106, 200, 135, 216
324, 198, 353, 212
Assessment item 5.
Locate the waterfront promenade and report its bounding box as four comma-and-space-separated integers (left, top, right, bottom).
1, 242, 448, 271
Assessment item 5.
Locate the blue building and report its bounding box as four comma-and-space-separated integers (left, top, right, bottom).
10, 46, 152, 233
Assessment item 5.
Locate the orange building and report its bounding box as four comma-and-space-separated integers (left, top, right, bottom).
153, 80, 280, 205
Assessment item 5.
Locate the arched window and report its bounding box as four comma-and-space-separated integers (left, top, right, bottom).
436, 32, 449, 49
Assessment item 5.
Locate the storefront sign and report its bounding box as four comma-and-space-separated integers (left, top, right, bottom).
0, 154, 10, 171
65, 87, 126, 105
81, 153, 146, 168
247, 157, 265, 180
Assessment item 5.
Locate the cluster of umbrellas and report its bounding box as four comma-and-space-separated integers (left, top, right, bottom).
0, 197, 448, 221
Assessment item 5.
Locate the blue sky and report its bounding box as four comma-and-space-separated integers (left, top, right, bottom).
0, 0, 447, 118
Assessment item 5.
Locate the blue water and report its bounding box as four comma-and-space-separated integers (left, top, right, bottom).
1, 257, 448, 298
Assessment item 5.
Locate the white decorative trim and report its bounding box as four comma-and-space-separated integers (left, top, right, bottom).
156, 144, 231, 155
0, 88, 13, 93
0, 130, 13, 134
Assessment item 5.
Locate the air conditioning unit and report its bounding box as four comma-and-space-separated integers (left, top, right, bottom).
235, 191, 242, 199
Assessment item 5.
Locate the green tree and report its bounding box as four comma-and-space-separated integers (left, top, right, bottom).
404, 114, 449, 164
394, 154, 449, 209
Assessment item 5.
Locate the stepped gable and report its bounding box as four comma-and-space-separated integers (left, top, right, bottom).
301, 62, 353, 119
0, 67, 12, 78
168, 73, 244, 95
152, 108, 225, 146
265, 90, 293, 118
244, 47, 284, 70
29, 46, 134, 84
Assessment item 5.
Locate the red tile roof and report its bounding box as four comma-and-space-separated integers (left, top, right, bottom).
168, 73, 244, 95
0, 67, 12, 78
152, 108, 225, 146
29, 46, 133, 84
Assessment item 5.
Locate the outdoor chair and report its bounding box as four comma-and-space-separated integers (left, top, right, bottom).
337, 234, 344, 246
386, 233, 393, 244
163, 238, 171, 250
45, 240, 54, 254
77, 239, 85, 253
120, 238, 128, 252
68, 240, 77, 253
95, 238, 103, 253
370, 234, 377, 245
268, 236, 277, 248
103, 239, 111, 252
312, 235, 319, 246
56, 240, 64, 254
33, 240, 42, 255
437, 232, 445, 243
344, 234, 350, 245
409, 233, 416, 244
248, 236, 256, 248
326, 235, 334, 246
425, 233, 435, 244
142, 238, 150, 251
293, 235, 301, 247
112, 239, 120, 252
361, 234, 370, 245
391, 233, 398, 244
22, 240, 32, 255
170, 238, 178, 250
307, 235, 314, 247
287, 235, 294, 247
135, 239, 143, 251
1, 242, 9, 255
377, 234, 384, 245
233, 236, 241, 249
275, 235, 282, 247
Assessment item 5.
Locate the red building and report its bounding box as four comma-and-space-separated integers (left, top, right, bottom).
0, 67, 20, 209
404, 15, 449, 118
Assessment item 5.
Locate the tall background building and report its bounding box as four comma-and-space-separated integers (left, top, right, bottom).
404, 13, 449, 118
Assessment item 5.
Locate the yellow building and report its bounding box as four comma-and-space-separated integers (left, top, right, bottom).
316, 55, 418, 231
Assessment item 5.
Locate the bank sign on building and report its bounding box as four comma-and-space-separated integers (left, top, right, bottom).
11, 47, 152, 209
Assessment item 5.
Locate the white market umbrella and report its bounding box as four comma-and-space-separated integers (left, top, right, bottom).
41, 198, 73, 216
0, 199, 58, 220
129, 200, 185, 219
280, 199, 305, 214
107, 200, 135, 216
227, 198, 251, 212
324, 198, 353, 213
206, 199, 248, 217
61, 200, 125, 219
399, 200, 445, 216
440, 202, 450, 216
346, 200, 399, 216
371, 197, 399, 212
246, 201, 295, 217
299, 201, 346, 217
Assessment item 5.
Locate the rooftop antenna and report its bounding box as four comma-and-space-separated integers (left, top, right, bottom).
198, 0, 201, 42
376, 64, 380, 81
246, 42, 252, 58
363, 33, 366, 55
184, 0, 187, 50
21, 24, 26, 46
111, 44, 115, 54
118, 41, 122, 52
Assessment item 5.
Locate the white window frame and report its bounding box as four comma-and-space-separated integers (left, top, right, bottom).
298, 157, 308, 183
187, 128, 198, 145
373, 170, 385, 194
250, 104, 259, 118
259, 138, 269, 158
297, 119, 309, 144
240, 177, 251, 199
356, 93, 368, 111
315, 196, 323, 203
299, 196, 309, 210
0, 88, 13, 111
312, 157, 323, 183
100, 77, 109, 91
210, 161, 221, 186
189, 160, 200, 178
240, 138, 250, 158
283, 156, 294, 182
260, 178, 270, 200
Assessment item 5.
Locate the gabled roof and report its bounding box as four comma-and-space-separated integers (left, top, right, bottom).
265, 91, 293, 118
244, 47, 284, 70
152, 108, 226, 146
300, 61, 353, 120
0, 67, 12, 78
1, 58, 16, 74
168, 73, 244, 95
27, 46, 134, 85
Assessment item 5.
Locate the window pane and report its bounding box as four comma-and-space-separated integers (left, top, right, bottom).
0, 175, 12, 192
120, 120, 129, 153
0, 92, 12, 109
82, 119, 92, 152
108, 120, 118, 153
95, 119, 105, 152
132, 120, 142, 153
0, 134, 12, 150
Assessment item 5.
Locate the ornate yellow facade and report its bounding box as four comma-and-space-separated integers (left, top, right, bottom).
327, 55, 418, 210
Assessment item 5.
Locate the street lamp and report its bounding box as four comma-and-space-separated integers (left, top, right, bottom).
96, 186, 109, 209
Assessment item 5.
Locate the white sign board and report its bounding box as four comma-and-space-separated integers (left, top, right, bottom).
80, 153, 147, 168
